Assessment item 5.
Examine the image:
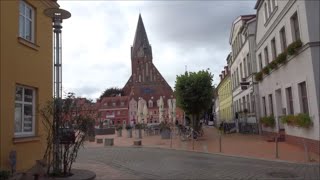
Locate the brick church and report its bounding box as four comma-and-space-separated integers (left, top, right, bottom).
97, 14, 183, 125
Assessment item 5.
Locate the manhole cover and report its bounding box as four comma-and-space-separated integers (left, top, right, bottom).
267, 171, 298, 178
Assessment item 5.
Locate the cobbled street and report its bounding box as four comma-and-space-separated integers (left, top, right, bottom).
74, 146, 320, 180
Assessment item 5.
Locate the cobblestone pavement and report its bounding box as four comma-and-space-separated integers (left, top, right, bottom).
85, 126, 320, 163
75, 146, 320, 180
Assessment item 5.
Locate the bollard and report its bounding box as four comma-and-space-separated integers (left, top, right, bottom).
219, 133, 222, 153
275, 135, 279, 158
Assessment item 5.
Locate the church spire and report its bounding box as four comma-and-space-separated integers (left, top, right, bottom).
131, 14, 152, 59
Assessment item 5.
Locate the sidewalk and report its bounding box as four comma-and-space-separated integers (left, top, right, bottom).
84, 126, 319, 163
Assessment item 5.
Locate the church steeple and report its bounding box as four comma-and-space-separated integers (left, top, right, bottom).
131, 14, 152, 60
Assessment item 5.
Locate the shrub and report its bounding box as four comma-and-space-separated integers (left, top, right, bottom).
116, 125, 123, 131
159, 121, 171, 131
296, 113, 312, 128
255, 72, 263, 81
260, 116, 275, 127
135, 123, 144, 129
262, 66, 270, 75
276, 51, 287, 64
268, 60, 278, 70
281, 113, 312, 128
0, 170, 10, 180
287, 39, 302, 55
125, 124, 132, 130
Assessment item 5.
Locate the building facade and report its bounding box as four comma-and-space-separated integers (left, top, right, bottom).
98, 96, 129, 126
255, 0, 319, 153
229, 15, 259, 123
0, 0, 59, 171
123, 14, 182, 124
216, 54, 233, 122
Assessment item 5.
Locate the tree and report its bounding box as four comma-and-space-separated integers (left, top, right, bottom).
99, 87, 123, 100
175, 70, 214, 130
39, 92, 96, 177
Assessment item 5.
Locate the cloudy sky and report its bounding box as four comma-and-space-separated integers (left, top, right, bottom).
59, 0, 256, 100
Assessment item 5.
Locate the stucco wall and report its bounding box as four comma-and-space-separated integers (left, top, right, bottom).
0, 0, 57, 171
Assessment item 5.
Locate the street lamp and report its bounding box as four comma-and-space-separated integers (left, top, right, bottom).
44, 8, 71, 173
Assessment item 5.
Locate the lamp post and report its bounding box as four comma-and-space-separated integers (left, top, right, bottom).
44, 8, 71, 173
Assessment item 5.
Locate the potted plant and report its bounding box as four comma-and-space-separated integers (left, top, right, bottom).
125, 124, 133, 138
255, 72, 263, 81
276, 51, 287, 64
282, 113, 312, 128
287, 39, 302, 55
135, 123, 144, 139
159, 122, 171, 139
262, 66, 270, 75
260, 116, 275, 128
116, 125, 123, 137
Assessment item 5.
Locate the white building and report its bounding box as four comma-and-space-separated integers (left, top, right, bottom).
255, 0, 319, 153
229, 15, 259, 124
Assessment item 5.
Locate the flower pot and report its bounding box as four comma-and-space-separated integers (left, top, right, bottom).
127, 129, 132, 138
117, 130, 122, 137
160, 129, 171, 139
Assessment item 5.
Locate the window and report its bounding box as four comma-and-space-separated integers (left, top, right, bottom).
15, 85, 35, 136
247, 53, 251, 75
117, 111, 120, 115
112, 102, 116, 107
264, 3, 268, 23
280, 27, 287, 52
264, 46, 269, 66
258, 53, 263, 71
268, 94, 274, 115
243, 58, 247, 77
246, 94, 250, 113
271, 0, 277, 10
240, 63, 243, 79
262, 96, 267, 116
120, 102, 125, 106
19, 1, 35, 42
267, 0, 272, 17
242, 96, 246, 110
286, 87, 294, 115
299, 82, 309, 114
271, 38, 277, 60
251, 93, 255, 113
291, 12, 300, 41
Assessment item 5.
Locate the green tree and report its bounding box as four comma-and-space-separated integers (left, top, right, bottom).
99, 87, 123, 100
175, 70, 214, 130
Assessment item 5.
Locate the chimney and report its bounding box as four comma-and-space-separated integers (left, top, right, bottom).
222, 71, 225, 79
219, 74, 222, 81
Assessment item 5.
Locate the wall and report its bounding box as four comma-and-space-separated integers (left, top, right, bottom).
0, 0, 58, 171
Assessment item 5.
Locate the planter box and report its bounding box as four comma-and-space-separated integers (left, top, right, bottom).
136, 129, 142, 139
127, 129, 132, 138
161, 129, 171, 139
104, 138, 114, 146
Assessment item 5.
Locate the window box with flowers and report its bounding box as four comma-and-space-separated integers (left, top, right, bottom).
255, 72, 263, 81
260, 116, 275, 128
268, 60, 278, 70
275, 51, 288, 65
287, 40, 302, 56
281, 113, 312, 128
262, 66, 270, 75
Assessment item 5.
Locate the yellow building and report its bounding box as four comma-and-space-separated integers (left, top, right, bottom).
217, 54, 233, 122
0, 0, 59, 172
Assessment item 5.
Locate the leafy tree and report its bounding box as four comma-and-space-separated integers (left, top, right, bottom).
175, 70, 214, 130
99, 87, 123, 100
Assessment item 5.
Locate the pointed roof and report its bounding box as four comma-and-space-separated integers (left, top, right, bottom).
132, 14, 150, 52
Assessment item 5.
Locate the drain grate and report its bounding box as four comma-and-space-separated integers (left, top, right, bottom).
267, 171, 298, 178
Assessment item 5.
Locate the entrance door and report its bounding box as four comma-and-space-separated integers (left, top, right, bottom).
275, 89, 284, 129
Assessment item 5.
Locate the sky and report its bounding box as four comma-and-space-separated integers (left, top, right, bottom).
59, 0, 256, 101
